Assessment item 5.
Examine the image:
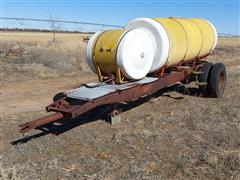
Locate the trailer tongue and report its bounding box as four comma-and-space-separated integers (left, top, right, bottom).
19, 59, 226, 133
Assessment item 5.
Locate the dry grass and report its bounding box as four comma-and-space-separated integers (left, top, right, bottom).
0, 34, 239, 179
1, 31, 90, 53
1, 31, 92, 81
217, 37, 240, 47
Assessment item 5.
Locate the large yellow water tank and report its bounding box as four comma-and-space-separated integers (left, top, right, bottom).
87, 17, 218, 81
127, 17, 218, 72
86, 28, 154, 80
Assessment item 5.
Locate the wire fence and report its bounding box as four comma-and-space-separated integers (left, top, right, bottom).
0, 17, 124, 33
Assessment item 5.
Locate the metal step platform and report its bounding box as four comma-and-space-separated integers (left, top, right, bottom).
66, 77, 158, 101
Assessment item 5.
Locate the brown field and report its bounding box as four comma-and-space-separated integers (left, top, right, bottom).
0, 31, 240, 179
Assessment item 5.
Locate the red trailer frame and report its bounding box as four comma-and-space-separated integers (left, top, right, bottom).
19, 57, 216, 133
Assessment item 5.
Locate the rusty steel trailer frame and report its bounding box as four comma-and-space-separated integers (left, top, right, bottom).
19, 58, 207, 133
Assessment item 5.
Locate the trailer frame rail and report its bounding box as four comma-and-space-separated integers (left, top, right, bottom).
19, 60, 205, 133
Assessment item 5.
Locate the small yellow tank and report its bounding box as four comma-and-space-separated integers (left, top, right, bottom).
86, 28, 154, 82
93, 29, 125, 75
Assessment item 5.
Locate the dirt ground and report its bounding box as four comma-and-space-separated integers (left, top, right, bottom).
0, 34, 240, 179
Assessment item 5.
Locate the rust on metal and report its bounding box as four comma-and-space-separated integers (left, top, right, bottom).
18, 59, 206, 133
19, 112, 64, 133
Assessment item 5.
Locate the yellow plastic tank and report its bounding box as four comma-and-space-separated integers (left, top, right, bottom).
86, 17, 218, 81
171, 18, 202, 60
127, 17, 218, 71
93, 29, 125, 75
86, 28, 154, 80
154, 18, 188, 67
190, 18, 217, 57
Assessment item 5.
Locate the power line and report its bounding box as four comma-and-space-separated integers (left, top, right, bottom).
0, 17, 125, 28
1, 17, 238, 36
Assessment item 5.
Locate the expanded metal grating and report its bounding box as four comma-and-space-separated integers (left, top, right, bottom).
66, 77, 158, 100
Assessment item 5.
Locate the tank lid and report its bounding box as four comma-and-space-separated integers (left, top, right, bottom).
117, 28, 154, 80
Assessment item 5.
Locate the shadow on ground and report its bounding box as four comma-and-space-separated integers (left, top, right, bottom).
11, 84, 204, 145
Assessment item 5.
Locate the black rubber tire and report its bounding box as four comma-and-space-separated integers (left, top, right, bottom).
199, 62, 213, 96
53, 92, 65, 102
208, 63, 227, 98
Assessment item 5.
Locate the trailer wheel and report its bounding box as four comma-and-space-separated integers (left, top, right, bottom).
53, 92, 65, 102
199, 62, 213, 96
208, 63, 227, 98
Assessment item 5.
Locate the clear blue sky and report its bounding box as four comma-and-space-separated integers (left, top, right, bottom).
1, 0, 240, 35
